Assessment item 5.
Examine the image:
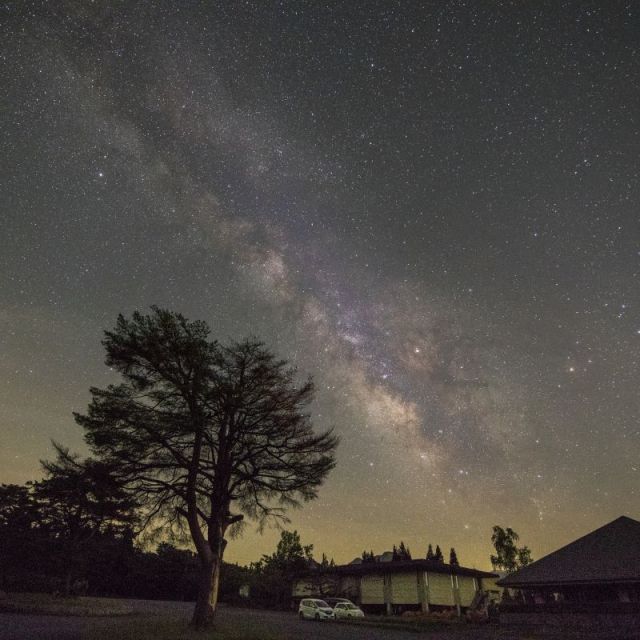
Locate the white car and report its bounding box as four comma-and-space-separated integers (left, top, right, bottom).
298, 598, 335, 620
333, 602, 365, 619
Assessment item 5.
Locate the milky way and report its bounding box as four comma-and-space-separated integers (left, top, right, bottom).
2, 1, 639, 568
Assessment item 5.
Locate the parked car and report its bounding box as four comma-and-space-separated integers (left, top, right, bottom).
298, 598, 335, 620
323, 597, 354, 607
333, 602, 365, 619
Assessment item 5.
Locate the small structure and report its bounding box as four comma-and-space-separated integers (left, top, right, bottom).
498, 516, 640, 632
293, 557, 497, 616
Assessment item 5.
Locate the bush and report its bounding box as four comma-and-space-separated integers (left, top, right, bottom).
465, 609, 489, 624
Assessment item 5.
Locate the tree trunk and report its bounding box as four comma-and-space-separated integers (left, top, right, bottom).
191, 524, 227, 629
192, 558, 215, 629
209, 551, 222, 612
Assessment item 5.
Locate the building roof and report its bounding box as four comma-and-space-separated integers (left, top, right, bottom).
499, 516, 640, 588
322, 559, 496, 580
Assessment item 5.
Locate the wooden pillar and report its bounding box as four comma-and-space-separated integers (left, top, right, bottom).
418, 571, 430, 613
384, 574, 393, 615
451, 574, 461, 617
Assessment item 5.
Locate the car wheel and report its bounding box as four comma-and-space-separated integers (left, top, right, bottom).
315, 613, 320, 620
299, 611, 304, 619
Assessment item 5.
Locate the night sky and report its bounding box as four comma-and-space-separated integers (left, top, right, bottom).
2, 1, 639, 570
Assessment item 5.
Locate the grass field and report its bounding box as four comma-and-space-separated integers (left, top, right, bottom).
0, 592, 137, 617
87, 616, 282, 640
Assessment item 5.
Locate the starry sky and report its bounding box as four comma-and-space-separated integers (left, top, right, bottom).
2, 1, 639, 570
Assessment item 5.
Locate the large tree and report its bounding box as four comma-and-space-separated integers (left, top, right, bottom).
75, 308, 338, 628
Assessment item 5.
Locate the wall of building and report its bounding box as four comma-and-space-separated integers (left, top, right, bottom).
338, 575, 360, 601
360, 574, 385, 604
390, 572, 420, 605
294, 569, 489, 614
458, 575, 478, 606
427, 572, 456, 606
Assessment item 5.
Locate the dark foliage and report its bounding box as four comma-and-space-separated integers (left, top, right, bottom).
361, 549, 376, 563
490, 525, 533, 574
249, 530, 313, 609
0, 480, 249, 601
34, 444, 137, 595
74, 308, 338, 627
392, 541, 412, 561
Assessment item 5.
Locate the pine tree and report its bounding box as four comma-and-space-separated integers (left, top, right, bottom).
434, 545, 444, 563
426, 544, 434, 560
75, 308, 338, 629
361, 549, 375, 563
449, 547, 459, 567
398, 541, 412, 560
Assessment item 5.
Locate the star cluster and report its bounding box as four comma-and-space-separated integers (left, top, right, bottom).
1, 1, 639, 568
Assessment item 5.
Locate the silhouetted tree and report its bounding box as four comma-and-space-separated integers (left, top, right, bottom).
490, 526, 533, 574
361, 549, 376, 563
395, 541, 411, 560
252, 530, 314, 608
517, 546, 532, 568
307, 552, 339, 598
0, 484, 42, 590
75, 309, 338, 628
0, 483, 246, 601
434, 545, 444, 563
34, 445, 136, 595
449, 547, 459, 567
426, 544, 434, 560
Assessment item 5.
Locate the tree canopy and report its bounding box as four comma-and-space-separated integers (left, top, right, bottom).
392, 541, 412, 561
0, 446, 136, 596
490, 525, 533, 574
75, 308, 338, 627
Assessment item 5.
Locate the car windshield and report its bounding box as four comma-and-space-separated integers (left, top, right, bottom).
344, 604, 358, 610
314, 600, 329, 608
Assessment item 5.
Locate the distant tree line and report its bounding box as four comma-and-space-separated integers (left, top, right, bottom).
361, 542, 460, 566
0, 465, 249, 602
1, 459, 533, 606
0, 464, 324, 609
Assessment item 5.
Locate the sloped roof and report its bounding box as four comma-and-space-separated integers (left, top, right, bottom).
329, 558, 496, 579
499, 516, 640, 587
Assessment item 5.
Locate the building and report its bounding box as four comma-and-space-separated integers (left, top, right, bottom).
498, 516, 640, 631
293, 557, 498, 615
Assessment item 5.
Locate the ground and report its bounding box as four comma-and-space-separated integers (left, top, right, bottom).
0, 597, 638, 640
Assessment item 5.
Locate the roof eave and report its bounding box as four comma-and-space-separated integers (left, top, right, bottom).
498, 577, 640, 588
